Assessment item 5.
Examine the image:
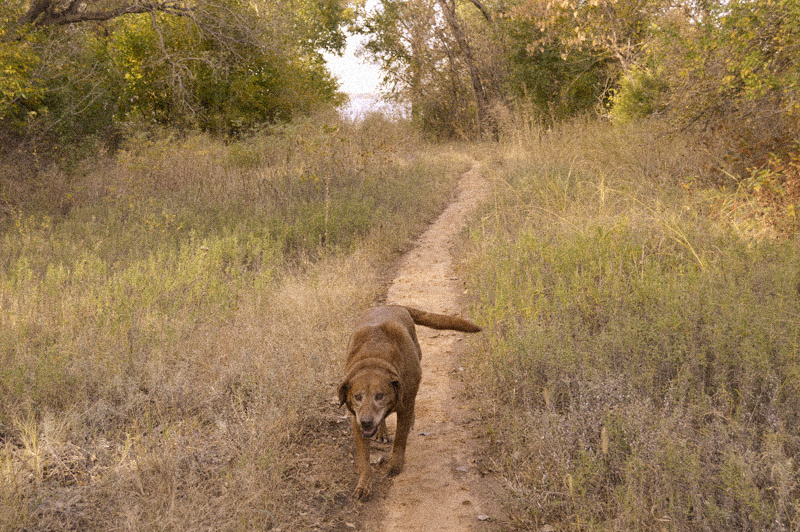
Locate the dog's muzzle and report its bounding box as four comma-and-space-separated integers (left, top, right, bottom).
360, 419, 378, 438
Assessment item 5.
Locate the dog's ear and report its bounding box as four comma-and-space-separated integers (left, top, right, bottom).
337, 381, 349, 407
338, 381, 355, 414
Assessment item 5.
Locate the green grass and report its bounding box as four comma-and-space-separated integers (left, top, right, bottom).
0, 112, 471, 531
465, 119, 800, 531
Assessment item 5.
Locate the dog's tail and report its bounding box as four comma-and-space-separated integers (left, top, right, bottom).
404, 306, 481, 333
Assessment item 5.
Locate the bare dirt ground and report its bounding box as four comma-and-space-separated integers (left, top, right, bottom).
356, 161, 503, 531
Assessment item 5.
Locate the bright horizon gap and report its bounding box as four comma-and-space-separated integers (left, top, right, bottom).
324, 2, 382, 95
324, 33, 382, 95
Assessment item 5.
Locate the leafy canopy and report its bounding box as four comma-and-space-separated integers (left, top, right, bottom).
0, 0, 353, 143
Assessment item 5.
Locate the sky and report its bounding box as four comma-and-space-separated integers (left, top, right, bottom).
324, 30, 383, 95
323, 0, 384, 95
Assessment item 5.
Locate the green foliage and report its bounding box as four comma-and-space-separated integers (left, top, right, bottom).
499, 0, 669, 124
102, 10, 343, 133
714, 0, 800, 107
358, 0, 639, 134
483, 0, 798, 170
500, 14, 609, 121
609, 65, 667, 124
4, 0, 797, 158
360, 0, 476, 138
0, 6, 43, 133
622, 0, 800, 168
0, 0, 350, 144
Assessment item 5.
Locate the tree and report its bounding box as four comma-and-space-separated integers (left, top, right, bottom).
498, 8, 611, 121
436, 0, 498, 139
1, 0, 352, 145
360, 0, 503, 139
610, 0, 800, 170
361, 0, 464, 136
509, 0, 666, 71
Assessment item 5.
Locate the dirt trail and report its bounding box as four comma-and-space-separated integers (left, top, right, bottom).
367, 161, 497, 532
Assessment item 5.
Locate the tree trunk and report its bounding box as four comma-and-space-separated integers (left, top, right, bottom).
436, 0, 497, 140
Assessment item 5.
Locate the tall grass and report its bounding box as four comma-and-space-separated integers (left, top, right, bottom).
0, 112, 471, 530
465, 119, 800, 531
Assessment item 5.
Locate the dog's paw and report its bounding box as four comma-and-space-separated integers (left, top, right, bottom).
374, 431, 391, 444
353, 479, 372, 501
374, 420, 391, 444
386, 457, 404, 476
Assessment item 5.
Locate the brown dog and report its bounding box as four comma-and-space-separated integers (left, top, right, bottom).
338, 305, 481, 500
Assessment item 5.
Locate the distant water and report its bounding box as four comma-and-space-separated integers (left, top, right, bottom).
339, 93, 409, 120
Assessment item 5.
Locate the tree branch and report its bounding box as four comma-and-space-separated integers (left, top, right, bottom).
465, 0, 492, 22
21, 1, 193, 27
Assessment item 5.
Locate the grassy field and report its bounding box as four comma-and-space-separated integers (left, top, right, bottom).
3, 111, 798, 531
0, 113, 471, 531
463, 119, 800, 531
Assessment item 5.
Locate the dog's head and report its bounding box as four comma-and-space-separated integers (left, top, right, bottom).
338, 365, 401, 439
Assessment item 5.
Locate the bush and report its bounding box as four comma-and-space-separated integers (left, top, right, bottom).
609, 65, 667, 124
630, 0, 800, 171
0, 0, 348, 148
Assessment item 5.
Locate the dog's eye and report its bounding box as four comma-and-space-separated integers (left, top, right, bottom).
375, 393, 384, 400
354, 394, 363, 402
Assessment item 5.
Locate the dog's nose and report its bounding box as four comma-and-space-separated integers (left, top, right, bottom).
360, 419, 374, 431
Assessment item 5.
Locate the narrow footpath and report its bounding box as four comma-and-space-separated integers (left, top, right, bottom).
366, 162, 499, 532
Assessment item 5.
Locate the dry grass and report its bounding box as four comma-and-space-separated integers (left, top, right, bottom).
2, 253, 375, 531
0, 112, 470, 531
463, 118, 800, 531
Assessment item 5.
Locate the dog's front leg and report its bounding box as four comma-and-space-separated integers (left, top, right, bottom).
387, 406, 413, 476
352, 417, 372, 500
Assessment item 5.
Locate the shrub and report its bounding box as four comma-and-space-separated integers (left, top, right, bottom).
609, 65, 667, 124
